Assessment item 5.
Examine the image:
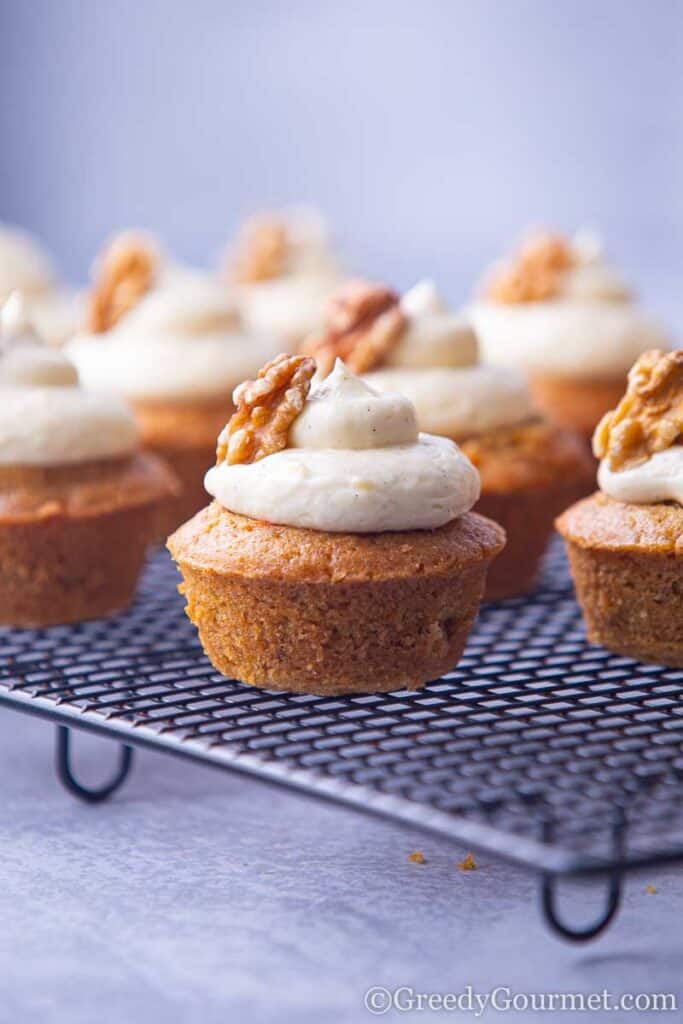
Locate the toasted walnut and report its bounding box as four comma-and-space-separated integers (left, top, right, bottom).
230, 215, 289, 283
87, 233, 157, 333
216, 353, 316, 465
593, 349, 683, 470
301, 279, 406, 376
486, 232, 575, 304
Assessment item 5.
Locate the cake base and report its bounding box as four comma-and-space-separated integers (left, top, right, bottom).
461, 421, 595, 600
132, 396, 233, 539
557, 493, 683, 666
168, 504, 505, 695
0, 453, 174, 626
528, 373, 627, 440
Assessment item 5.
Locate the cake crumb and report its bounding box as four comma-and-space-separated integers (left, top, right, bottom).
458, 853, 477, 871
408, 850, 426, 864
646, 884, 658, 895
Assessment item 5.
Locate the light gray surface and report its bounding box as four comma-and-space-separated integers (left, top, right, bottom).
0, 711, 681, 1023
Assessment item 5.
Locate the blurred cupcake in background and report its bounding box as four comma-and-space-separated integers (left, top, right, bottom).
469, 230, 672, 439
68, 231, 280, 536
224, 207, 343, 346
301, 278, 593, 600
0, 293, 175, 626
0, 223, 82, 347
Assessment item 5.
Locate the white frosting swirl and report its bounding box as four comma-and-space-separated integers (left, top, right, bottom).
0, 294, 138, 466
68, 269, 281, 401
385, 280, 479, 369
359, 281, 535, 439
598, 448, 683, 506
205, 360, 480, 532
234, 208, 342, 341
470, 301, 669, 378
363, 365, 535, 440
471, 232, 671, 377
0, 224, 54, 301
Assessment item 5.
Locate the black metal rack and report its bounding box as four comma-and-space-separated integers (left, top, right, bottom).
1, 540, 682, 943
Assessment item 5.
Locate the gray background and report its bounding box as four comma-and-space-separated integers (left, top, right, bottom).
1, 0, 682, 312
2, 3, 683, 1020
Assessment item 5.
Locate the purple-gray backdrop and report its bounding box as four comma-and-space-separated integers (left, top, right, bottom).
1, 0, 681, 317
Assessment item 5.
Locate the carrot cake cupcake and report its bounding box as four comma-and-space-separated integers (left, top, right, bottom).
68, 231, 281, 536
168, 355, 505, 694
301, 278, 593, 601
557, 348, 683, 666
224, 207, 342, 347
0, 222, 80, 347
0, 293, 175, 626
469, 231, 671, 438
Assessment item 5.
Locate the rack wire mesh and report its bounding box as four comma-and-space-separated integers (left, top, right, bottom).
0, 540, 682, 938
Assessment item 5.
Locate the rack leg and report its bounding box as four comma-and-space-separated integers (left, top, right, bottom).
55, 726, 134, 803
540, 871, 622, 942
539, 815, 624, 942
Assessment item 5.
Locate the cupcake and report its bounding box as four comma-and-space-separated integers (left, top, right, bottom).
0, 293, 175, 626
0, 222, 81, 347
168, 355, 505, 695
469, 231, 671, 439
68, 232, 280, 536
557, 348, 683, 665
301, 278, 593, 601
224, 207, 342, 347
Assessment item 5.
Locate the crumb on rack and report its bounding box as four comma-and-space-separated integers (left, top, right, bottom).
408, 850, 426, 864
458, 853, 477, 871
646, 884, 658, 895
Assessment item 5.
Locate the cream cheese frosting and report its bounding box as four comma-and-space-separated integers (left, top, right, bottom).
362, 281, 536, 439
233, 208, 342, 341
363, 365, 535, 440
0, 224, 54, 302
68, 268, 281, 401
598, 448, 683, 506
205, 359, 480, 532
0, 293, 137, 466
470, 232, 671, 377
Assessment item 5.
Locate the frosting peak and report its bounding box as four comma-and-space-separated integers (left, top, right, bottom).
388, 279, 478, 369
0, 293, 79, 388
205, 360, 480, 533
289, 358, 418, 451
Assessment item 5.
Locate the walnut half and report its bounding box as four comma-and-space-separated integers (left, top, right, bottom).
301, 279, 406, 376
216, 353, 316, 466
87, 232, 157, 333
485, 232, 574, 304
230, 215, 289, 284
593, 349, 683, 470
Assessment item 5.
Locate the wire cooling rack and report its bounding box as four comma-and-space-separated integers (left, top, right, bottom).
0, 539, 682, 941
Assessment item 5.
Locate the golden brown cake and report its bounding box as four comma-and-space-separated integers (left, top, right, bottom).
170, 503, 504, 694
462, 421, 593, 600
0, 294, 176, 626
67, 232, 280, 535
334, 279, 594, 600
168, 355, 505, 694
0, 455, 174, 626
557, 349, 683, 665
469, 231, 671, 439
